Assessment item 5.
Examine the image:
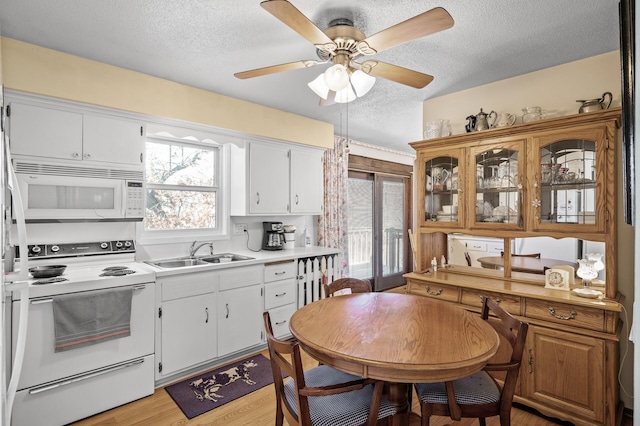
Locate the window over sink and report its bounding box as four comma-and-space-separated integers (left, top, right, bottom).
139, 122, 230, 242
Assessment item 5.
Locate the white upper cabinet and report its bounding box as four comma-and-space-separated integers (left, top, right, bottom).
290, 148, 324, 214
231, 140, 325, 216
9, 101, 145, 166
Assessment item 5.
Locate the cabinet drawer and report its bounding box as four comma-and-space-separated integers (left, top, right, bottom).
265, 279, 297, 310
461, 289, 521, 315
264, 261, 296, 283
161, 272, 219, 301
219, 265, 263, 291
525, 298, 605, 332
269, 305, 297, 338
408, 281, 459, 302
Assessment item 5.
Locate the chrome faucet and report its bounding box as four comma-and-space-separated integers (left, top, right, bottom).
189, 241, 213, 258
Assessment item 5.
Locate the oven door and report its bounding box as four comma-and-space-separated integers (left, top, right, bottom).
15, 172, 128, 221
12, 283, 155, 390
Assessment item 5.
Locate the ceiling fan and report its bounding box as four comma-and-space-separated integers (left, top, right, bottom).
235, 0, 454, 105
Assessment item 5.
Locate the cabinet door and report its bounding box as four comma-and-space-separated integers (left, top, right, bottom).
160, 293, 217, 377
83, 115, 145, 165
290, 148, 324, 214
469, 140, 525, 230
9, 103, 83, 160
529, 125, 608, 233
520, 325, 605, 424
217, 285, 263, 357
418, 147, 464, 228
249, 143, 289, 214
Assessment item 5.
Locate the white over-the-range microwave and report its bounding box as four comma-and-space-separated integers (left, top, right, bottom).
12, 160, 145, 222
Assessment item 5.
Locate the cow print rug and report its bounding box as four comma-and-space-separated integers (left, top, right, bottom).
165, 354, 276, 419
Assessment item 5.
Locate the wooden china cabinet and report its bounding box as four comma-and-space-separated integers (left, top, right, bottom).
405, 108, 623, 426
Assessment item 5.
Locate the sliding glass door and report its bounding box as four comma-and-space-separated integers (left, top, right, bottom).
348, 170, 410, 291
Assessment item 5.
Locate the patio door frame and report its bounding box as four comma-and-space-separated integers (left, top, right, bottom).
348, 155, 413, 291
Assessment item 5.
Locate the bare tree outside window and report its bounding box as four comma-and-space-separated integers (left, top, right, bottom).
145, 139, 219, 231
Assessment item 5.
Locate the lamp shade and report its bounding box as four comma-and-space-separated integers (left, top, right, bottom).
334, 83, 356, 103
350, 70, 376, 97
308, 74, 330, 99
323, 64, 350, 91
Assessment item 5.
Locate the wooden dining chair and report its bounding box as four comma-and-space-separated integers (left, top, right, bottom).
500, 251, 541, 258
263, 312, 397, 426
413, 298, 528, 426
323, 277, 372, 298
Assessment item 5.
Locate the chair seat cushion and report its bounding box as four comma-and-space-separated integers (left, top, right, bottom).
415, 371, 500, 405
284, 365, 397, 426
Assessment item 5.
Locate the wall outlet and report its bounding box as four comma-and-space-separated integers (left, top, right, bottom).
234, 223, 248, 235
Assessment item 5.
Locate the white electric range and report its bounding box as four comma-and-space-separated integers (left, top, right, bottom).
10, 240, 156, 426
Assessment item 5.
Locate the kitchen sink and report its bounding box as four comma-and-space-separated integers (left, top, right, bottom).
146, 253, 254, 269
199, 253, 255, 263
147, 258, 208, 268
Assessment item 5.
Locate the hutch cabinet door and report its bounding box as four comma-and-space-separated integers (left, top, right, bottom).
468, 139, 526, 231
528, 125, 609, 234
520, 325, 606, 424
417, 147, 465, 229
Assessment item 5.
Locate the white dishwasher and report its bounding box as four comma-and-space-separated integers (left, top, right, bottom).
447, 234, 509, 267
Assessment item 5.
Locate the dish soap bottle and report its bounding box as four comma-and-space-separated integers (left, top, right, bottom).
431, 257, 438, 272
440, 255, 447, 268
303, 226, 312, 247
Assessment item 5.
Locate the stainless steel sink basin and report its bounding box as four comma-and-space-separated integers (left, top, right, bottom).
146, 253, 254, 269
199, 253, 255, 263
147, 258, 207, 268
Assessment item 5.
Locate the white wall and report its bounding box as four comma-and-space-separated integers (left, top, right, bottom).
422, 50, 635, 410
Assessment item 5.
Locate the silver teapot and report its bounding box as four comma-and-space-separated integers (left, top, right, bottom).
576, 92, 612, 113
467, 108, 497, 132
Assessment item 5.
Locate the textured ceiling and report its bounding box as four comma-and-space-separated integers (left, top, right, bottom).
0, 0, 620, 153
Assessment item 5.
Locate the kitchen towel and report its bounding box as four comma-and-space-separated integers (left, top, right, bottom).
52, 286, 133, 352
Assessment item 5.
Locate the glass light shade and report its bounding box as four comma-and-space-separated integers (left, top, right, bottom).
324, 64, 350, 91
308, 74, 330, 99
350, 70, 376, 97
334, 84, 356, 103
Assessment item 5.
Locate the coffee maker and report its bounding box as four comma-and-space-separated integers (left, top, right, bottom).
262, 221, 285, 250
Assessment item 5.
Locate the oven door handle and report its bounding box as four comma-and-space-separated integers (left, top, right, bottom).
28, 358, 145, 395
30, 284, 147, 304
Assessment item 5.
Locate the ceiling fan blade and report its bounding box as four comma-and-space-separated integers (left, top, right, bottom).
319, 90, 336, 106
359, 7, 454, 55
361, 60, 434, 88
261, 0, 336, 51
235, 60, 320, 79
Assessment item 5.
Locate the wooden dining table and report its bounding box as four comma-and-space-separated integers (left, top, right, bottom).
289, 292, 500, 426
477, 256, 578, 274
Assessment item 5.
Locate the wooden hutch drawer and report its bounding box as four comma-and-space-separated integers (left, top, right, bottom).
524, 298, 605, 332
461, 289, 521, 315
407, 280, 459, 302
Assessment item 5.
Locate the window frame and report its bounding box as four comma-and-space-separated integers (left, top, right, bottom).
137, 124, 231, 245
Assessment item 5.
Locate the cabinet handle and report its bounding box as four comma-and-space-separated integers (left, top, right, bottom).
256, 192, 260, 205
226, 303, 229, 319
84, 153, 92, 159
72, 152, 80, 158
275, 271, 286, 276
275, 320, 287, 326
295, 194, 299, 205
275, 292, 287, 297
424, 286, 443, 296
479, 295, 500, 304
205, 307, 209, 323
547, 307, 576, 320
528, 349, 533, 373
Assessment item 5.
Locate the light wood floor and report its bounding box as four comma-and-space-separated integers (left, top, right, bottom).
72, 347, 593, 426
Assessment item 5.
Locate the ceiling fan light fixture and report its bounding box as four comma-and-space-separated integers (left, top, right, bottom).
324, 63, 350, 91
334, 84, 356, 103
350, 70, 376, 97
308, 74, 330, 99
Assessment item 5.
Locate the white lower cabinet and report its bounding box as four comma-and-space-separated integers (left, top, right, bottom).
157, 271, 219, 379
264, 261, 297, 338
217, 265, 264, 357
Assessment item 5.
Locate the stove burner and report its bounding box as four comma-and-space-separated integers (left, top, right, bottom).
99, 269, 136, 277
102, 266, 129, 271
33, 277, 69, 285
